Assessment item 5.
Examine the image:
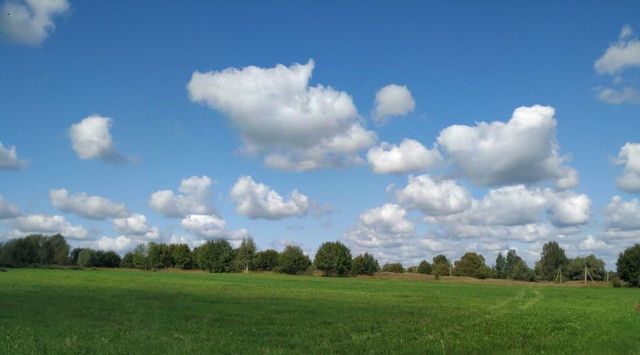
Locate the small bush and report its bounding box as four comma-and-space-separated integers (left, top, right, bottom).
277, 246, 311, 275
351, 253, 380, 275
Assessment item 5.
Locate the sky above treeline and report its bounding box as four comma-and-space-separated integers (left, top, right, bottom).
1, 0, 640, 268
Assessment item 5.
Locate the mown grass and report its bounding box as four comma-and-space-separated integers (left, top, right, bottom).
1, 268, 639, 354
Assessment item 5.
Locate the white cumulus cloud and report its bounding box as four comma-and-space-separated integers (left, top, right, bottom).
69, 115, 126, 163
373, 84, 415, 124
395, 175, 471, 216
343, 204, 415, 249
230, 176, 308, 220
112, 213, 159, 239
50, 188, 128, 220
614, 142, 640, 192
0, 142, 27, 170
180, 214, 248, 240
366, 139, 441, 174
149, 176, 216, 218
0, 0, 69, 46
187, 60, 377, 171
595, 25, 640, 75
9, 214, 88, 239
436, 105, 577, 188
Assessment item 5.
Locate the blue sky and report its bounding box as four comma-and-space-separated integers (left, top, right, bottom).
1, 0, 640, 268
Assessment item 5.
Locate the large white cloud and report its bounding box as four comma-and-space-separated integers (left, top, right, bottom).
180, 214, 248, 240
9, 214, 88, 239
0, 0, 69, 46
614, 143, 640, 192
50, 188, 128, 220
343, 204, 415, 249
395, 175, 471, 216
69, 115, 126, 163
230, 176, 308, 220
594, 26, 640, 105
0, 195, 20, 218
366, 139, 441, 174
595, 25, 640, 75
604, 195, 640, 233
436, 105, 578, 188
149, 176, 216, 218
187, 60, 377, 171
0, 142, 27, 170
373, 84, 415, 124
112, 213, 159, 239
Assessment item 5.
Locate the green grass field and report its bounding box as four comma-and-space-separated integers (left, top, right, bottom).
1, 268, 639, 354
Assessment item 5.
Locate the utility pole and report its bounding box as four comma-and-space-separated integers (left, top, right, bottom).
449, 264, 452, 277
584, 265, 587, 285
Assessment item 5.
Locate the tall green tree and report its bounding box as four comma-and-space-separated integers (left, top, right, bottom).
495, 252, 506, 279
170, 244, 192, 269
198, 239, 234, 273
314, 241, 352, 277
417, 260, 432, 275
535, 241, 569, 281
234, 238, 257, 272
617, 244, 640, 287
432, 255, 451, 276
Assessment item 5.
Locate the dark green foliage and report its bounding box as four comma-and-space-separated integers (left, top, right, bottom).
254, 249, 279, 271
566, 255, 606, 281
0, 234, 70, 266
234, 238, 256, 272
198, 239, 234, 273
617, 244, 640, 287
76, 249, 121, 268
382, 262, 404, 273
417, 260, 432, 274
495, 252, 507, 279
511, 259, 535, 281
535, 241, 569, 281
314, 241, 352, 277
121, 252, 134, 268
495, 249, 533, 281
454, 252, 489, 279
276, 246, 311, 275
351, 253, 380, 275
170, 244, 193, 269
77, 249, 94, 267
69, 248, 85, 265
432, 255, 451, 276
147, 242, 173, 269
132, 244, 151, 270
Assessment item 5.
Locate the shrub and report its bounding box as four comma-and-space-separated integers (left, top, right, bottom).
314, 241, 352, 277
417, 260, 432, 274
453, 252, 488, 278
351, 253, 380, 275
277, 246, 311, 275
382, 263, 404, 273
254, 249, 279, 271
198, 239, 234, 273
617, 244, 640, 287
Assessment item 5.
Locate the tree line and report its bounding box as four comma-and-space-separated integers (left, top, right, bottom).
2, 235, 640, 287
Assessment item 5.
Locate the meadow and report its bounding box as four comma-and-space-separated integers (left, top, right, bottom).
1, 268, 639, 354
